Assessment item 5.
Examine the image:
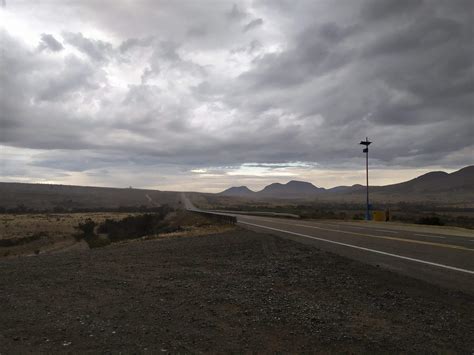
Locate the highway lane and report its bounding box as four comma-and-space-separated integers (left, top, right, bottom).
236, 215, 474, 294
240, 217, 474, 249
181, 194, 474, 293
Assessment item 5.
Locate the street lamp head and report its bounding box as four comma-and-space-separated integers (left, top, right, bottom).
360, 137, 372, 221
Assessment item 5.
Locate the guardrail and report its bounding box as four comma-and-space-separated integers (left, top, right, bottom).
209, 210, 300, 219
187, 209, 237, 224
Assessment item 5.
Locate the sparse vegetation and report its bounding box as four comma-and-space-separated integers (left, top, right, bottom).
74, 218, 110, 248
72, 206, 175, 247
0, 231, 48, 247
0, 212, 155, 257
193, 194, 474, 229
97, 206, 176, 243
0, 208, 232, 256
75, 219, 97, 239
416, 216, 444, 226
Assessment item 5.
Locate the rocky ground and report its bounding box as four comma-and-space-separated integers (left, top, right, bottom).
0, 228, 473, 353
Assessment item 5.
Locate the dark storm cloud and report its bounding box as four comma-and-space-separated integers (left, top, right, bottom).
227, 4, 248, 21
38, 55, 103, 101
243, 18, 263, 32
1, 0, 473, 185
62, 32, 113, 62
208, 0, 473, 167
318, 22, 360, 43
225, 23, 355, 100
0, 31, 101, 150
119, 37, 154, 53
38, 33, 64, 52
360, 0, 423, 21
365, 17, 464, 57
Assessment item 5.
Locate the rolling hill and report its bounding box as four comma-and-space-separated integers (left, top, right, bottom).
259, 181, 324, 198
220, 165, 474, 203
219, 186, 255, 197
0, 182, 180, 211
220, 180, 324, 198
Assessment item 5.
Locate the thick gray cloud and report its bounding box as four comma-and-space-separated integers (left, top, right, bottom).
62, 32, 113, 62
38, 33, 64, 52
0, 0, 472, 190
243, 18, 263, 32
360, 0, 424, 21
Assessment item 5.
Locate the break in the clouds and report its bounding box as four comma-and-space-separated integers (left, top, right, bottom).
0, 0, 473, 192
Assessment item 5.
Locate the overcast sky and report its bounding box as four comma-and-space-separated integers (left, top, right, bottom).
0, 0, 472, 192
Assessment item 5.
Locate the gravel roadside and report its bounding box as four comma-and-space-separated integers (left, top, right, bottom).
0, 228, 472, 353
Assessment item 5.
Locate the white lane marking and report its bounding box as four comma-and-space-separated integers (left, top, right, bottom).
243, 218, 454, 249
238, 221, 474, 275
255, 219, 399, 235
239, 216, 474, 241
321, 225, 398, 234
415, 234, 446, 239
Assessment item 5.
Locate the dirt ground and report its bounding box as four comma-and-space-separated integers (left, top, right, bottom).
0, 228, 473, 353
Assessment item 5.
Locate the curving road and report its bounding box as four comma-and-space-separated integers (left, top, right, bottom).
182, 194, 474, 294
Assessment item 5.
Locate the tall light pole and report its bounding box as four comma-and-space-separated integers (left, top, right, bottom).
360, 137, 372, 221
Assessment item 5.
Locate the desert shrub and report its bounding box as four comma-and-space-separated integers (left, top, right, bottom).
97, 213, 168, 242
75, 219, 96, 239
453, 216, 474, 229
300, 209, 344, 220
0, 232, 47, 247
96, 205, 174, 242
74, 219, 109, 248
416, 216, 444, 226
86, 235, 111, 248
71, 205, 174, 247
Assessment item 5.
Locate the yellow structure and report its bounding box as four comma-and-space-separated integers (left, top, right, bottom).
372, 210, 386, 222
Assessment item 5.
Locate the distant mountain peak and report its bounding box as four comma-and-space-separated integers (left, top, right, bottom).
219, 186, 255, 196
218, 165, 474, 201
286, 180, 319, 187
451, 165, 474, 175
259, 179, 323, 197
418, 171, 449, 178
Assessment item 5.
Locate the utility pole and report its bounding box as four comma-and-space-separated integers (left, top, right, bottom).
360, 137, 372, 220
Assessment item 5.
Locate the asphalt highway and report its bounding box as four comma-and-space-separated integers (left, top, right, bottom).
181, 194, 474, 294
237, 215, 474, 294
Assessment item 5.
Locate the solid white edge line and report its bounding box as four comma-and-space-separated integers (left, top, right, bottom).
415, 233, 446, 239
238, 220, 474, 275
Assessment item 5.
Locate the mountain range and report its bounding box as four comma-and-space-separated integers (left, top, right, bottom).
220, 165, 474, 203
